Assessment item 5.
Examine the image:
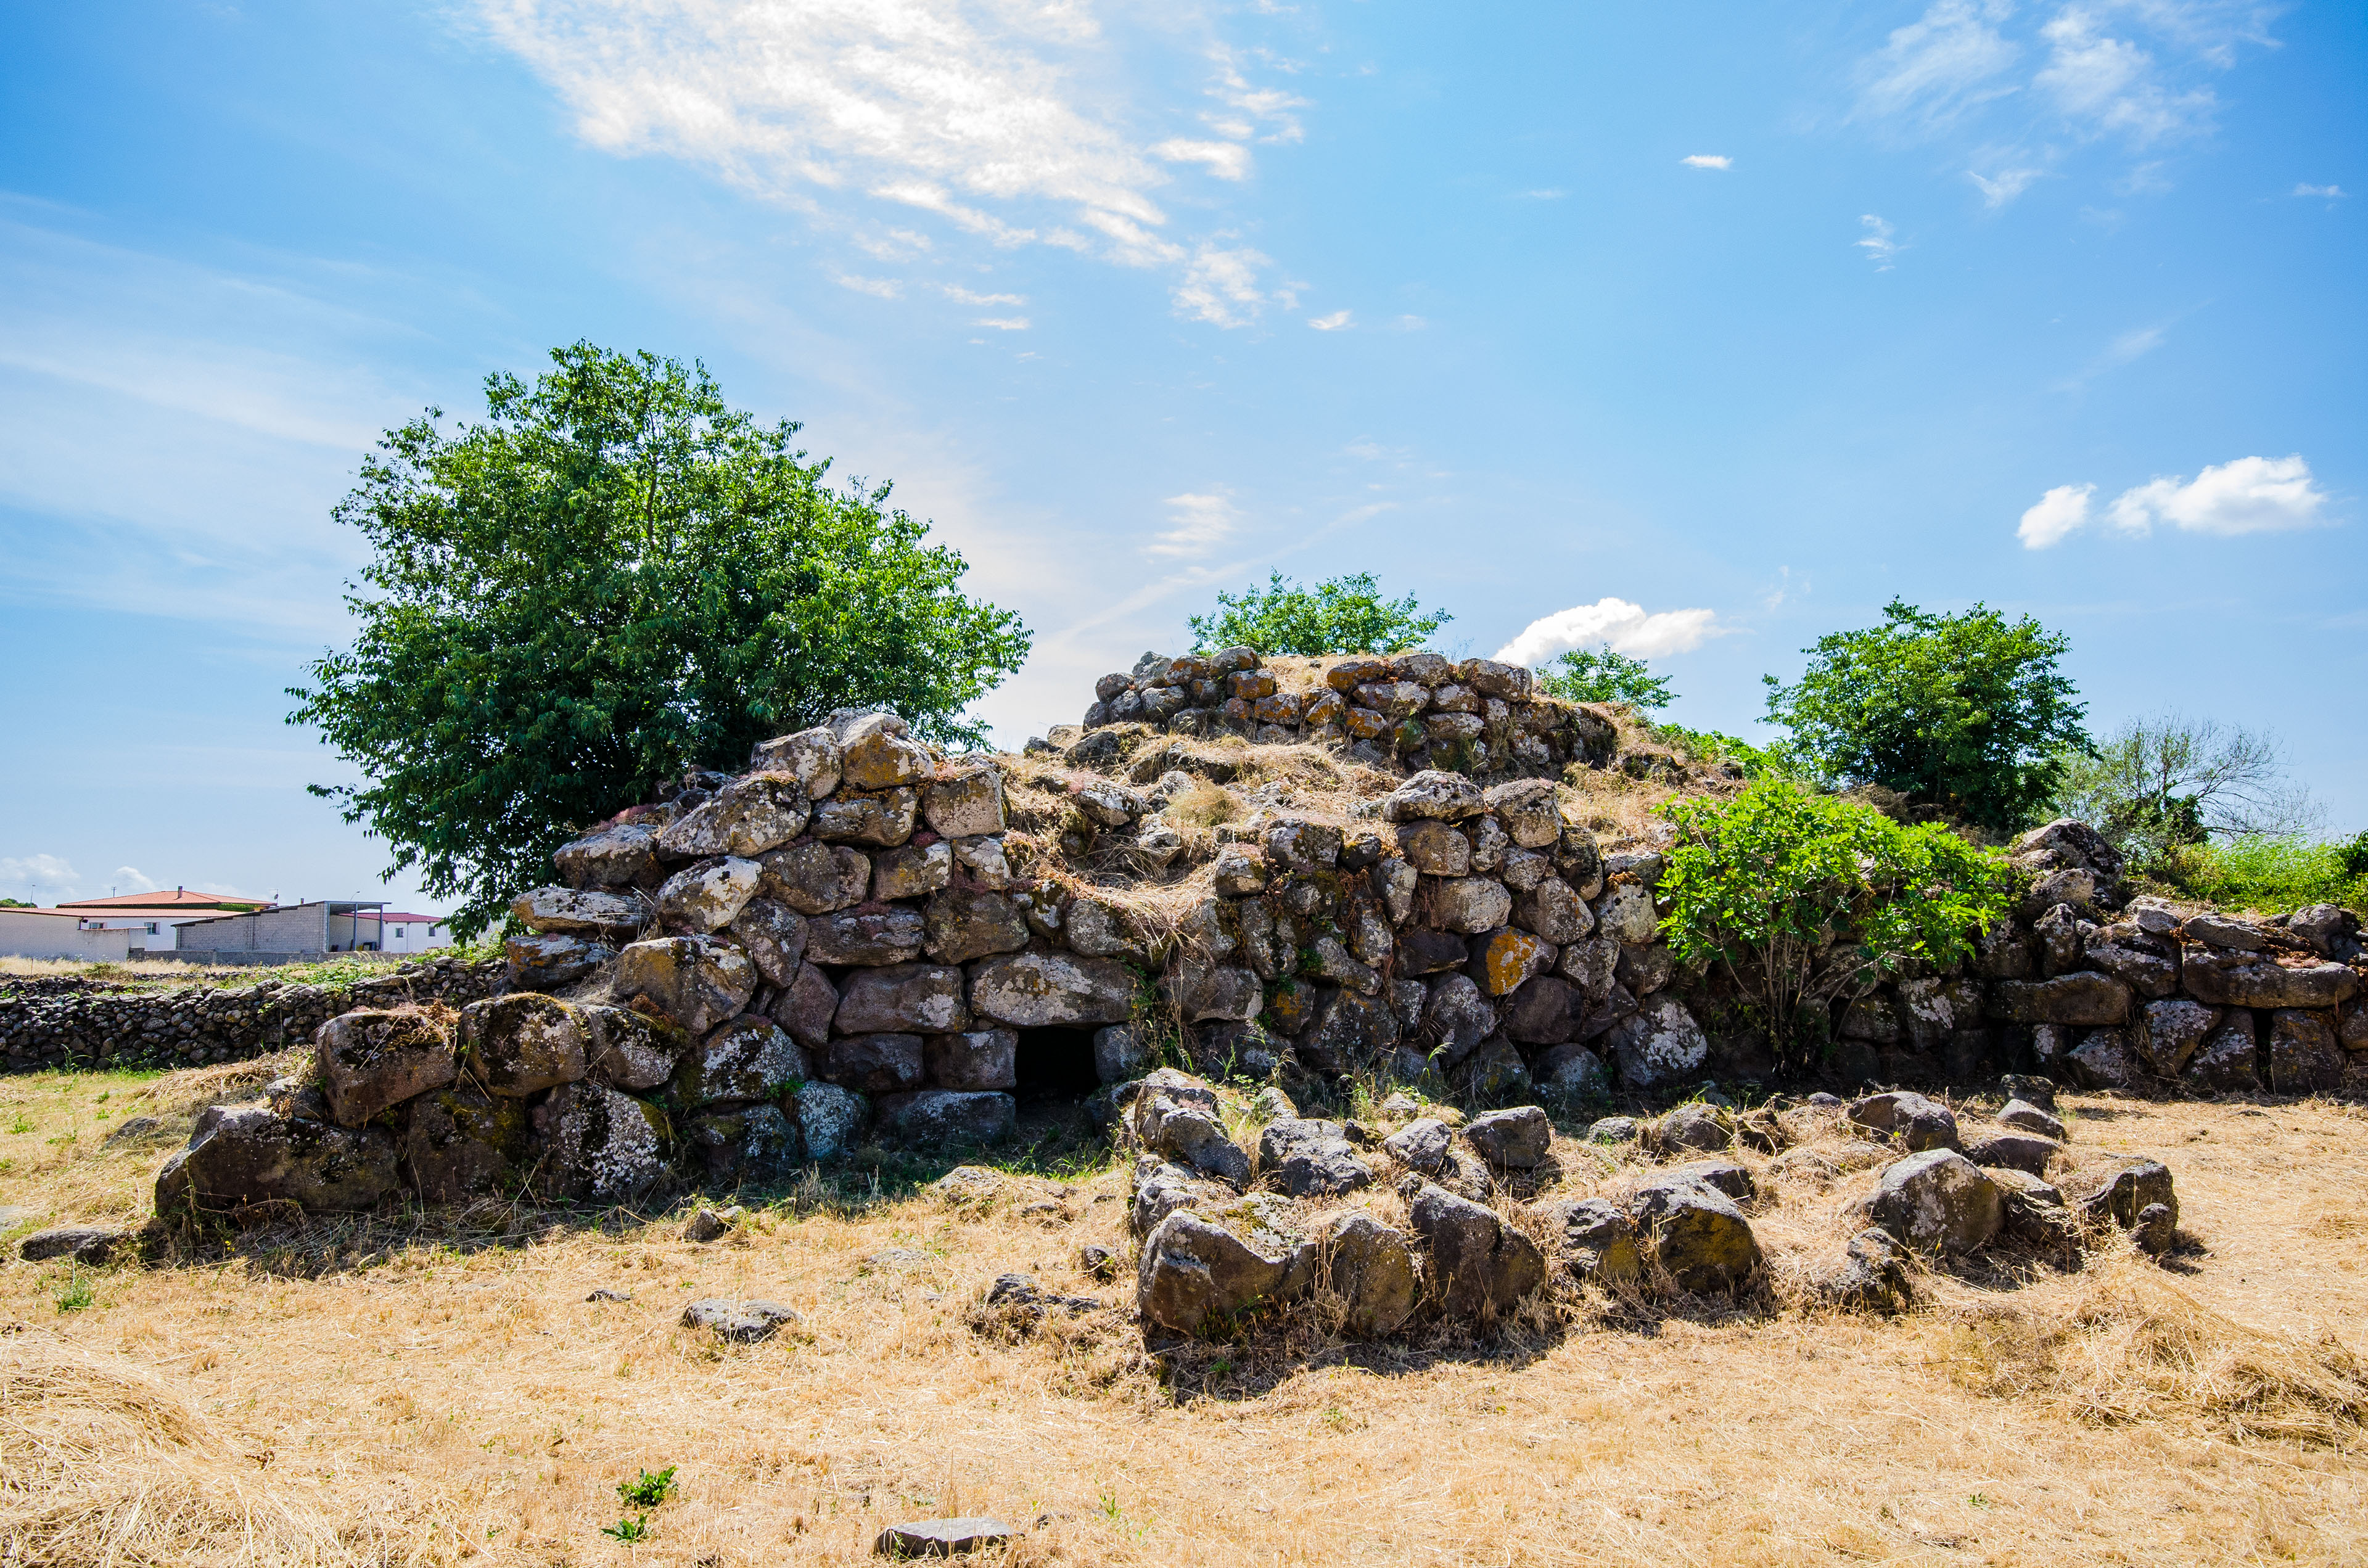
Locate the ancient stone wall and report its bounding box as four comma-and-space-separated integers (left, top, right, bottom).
1, 956, 504, 1073
138, 644, 2366, 1221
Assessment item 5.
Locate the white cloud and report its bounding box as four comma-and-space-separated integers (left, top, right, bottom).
2293, 182, 2346, 199
940, 284, 1025, 305
1145, 491, 1240, 558
2035, 6, 2215, 144
1153, 138, 1251, 181
974, 316, 1030, 330
1855, 0, 2021, 128
2018, 456, 2330, 547
113, 866, 162, 894
1680, 154, 1732, 170
832, 272, 903, 298
1492, 597, 1727, 667
1514, 188, 1568, 200
1856, 213, 1903, 268
1307, 309, 1352, 331
0, 853, 80, 901
1970, 165, 2044, 205
2107, 454, 2330, 537
1172, 240, 1269, 328
2018, 482, 2095, 548
474, 0, 1304, 326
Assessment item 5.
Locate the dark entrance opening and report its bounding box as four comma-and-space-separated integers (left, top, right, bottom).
1013, 1026, 1100, 1102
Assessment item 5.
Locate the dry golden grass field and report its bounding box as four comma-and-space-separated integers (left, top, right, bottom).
5, 1054, 2366, 1568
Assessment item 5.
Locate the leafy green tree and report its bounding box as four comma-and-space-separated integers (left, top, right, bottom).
1186, 571, 1449, 656
1658, 780, 2018, 1074
1761, 599, 2087, 832
289, 343, 1031, 938
1534, 644, 1675, 710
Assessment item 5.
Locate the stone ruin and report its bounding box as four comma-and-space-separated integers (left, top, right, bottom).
138, 642, 2366, 1334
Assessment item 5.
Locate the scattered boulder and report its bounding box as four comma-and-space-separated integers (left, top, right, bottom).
2062, 1157, 2178, 1232
873, 1517, 1018, 1559
1135, 1085, 1251, 1188
1666, 1158, 1756, 1204
1464, 1105, 1552, 1167
1996, 1098, 2066, 1140
1847, 1091, 1960, 1152
1407, 1183, 1547, 1321
1989, 1168, 2074, 1246
1257, 1118, 1373, 1197
1865, 1149, 2002, 1255
1624, 1174, 1761, 1294
1651, 1102, 1732, 1155
1534, 1197, 1642, 1284
683, 1204, 742, 1242
681, 1298, 799, 1342
1311, 1210, 1420, 1336
1381, 1117, 1452, 1174
1814, 1228, 1914, 1313
157, 1105, 401, 1214
2132, 1202, 2177, 1257
1960, 1130, 2062, 1177
18, 1225, 122, 1264
1137, 1205, 1307, 1335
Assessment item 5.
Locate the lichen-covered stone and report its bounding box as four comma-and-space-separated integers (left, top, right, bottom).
506, 932, 616, 991
538, 1080, 670, 1204
1428, 877, 1513, 935
579, 1004, 686, 1091
657, 856, 765, 934
674, 1016, 807, 1108
792, 1081, 868, 1159
812, 787, 918, 847
461, 993, 589, 1097
969, 951, 1135, 1027
875, 1089, 1016, 1145
923, 768, 1006, 837
155, 1104, 401, 1213
1626, 1173, 1761, 1292
511, 885, 646, 940
401, 1087, 532, 1202
835, 962, 970, 1035
1408, 1182, 1546, 1321
1605, 997, 1709, 1088
818, 1032, 926, 1094
923, 887, 1031, 964
757, 841, 871, 914
748, 726, 841, 797
1867, 1149, 2002, 1254
806, 906, 928, 967
317, 1008, 457, 1127
726, 897, 809, 986
554, 823, 660, 889
614, 936, 758, 1036
925, 1027, 1018, 1090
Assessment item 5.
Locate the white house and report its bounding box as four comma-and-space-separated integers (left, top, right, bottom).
56, 889, 273, 951
0, 907, 136, 961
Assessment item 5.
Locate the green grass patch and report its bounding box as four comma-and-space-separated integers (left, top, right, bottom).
2148, 835, 2368, 916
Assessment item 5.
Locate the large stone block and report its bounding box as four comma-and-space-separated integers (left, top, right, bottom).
926, 1028, 1018, 1090
816, 1032, 924, 1094
461, 993, 589, 1097
657, 857, 764, 934
923, 887, 1031, 964
2183, 948, 2359, 1010
1512, 877, 1592, 945
553, 823, 660, 890
511, 885, 645, 940
748, 726, 842, 797
673, 1016, 808, 1108
317, 1008, 457, 1127
2267, 1008, 2345, 1093
401, 1088, 532, 1202
875, 1089, 1016, 1145
835, 963, 970, 1035
923, 769, 1006, 838
1426, 876, 1513, 935
578, 1004, 688, 1091
1409, 1183, 1546, 1321
812, 787, 919, 847
757, 841, 871, 915
726, 897, 808, 987
157, 1104, 400, 1214
536, 1080, 670, 1203
968, 951, 1135, 1027
505, 932, 615, 991
1986, 972, 2133, 1027
1604, 998, 1709, 1088
1866, 1149, 2002, 1254
806, 906, 928, 967
1625, 1174, 1761, 1292
614, 936, 758, 1036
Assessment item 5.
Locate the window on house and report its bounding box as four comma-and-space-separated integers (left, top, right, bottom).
393, 926, 406, 938
147, 923, 159, 935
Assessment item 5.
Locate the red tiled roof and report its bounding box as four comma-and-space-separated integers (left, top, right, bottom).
57, 890, 266, 910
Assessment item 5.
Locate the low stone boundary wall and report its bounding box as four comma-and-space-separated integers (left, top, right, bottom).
0, 956, 506, 1073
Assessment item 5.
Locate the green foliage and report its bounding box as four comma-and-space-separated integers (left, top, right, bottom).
56, 1271, 94, 1313
617, 1466, 678, 1509
2050, 713, 2317, 874
1651, 724, 1799, 779
1657, 779, 2018, 1073
601, 1514, 651, 1544
289, 343, 1030, 938
2148, 835, 2368, 916
1762, 599, 2087, 832
1186, 571, 1449, 656
1535, 643, 1676, 710
0, 898, 32, 908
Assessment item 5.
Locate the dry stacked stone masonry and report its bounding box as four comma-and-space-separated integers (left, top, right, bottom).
1, 956, 503, 1073
142, 644, 2366, 1236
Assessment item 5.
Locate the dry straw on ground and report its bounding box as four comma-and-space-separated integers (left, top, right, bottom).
6, 1059, 2367, 1566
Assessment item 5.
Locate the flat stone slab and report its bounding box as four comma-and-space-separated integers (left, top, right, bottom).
874, 1516, 1018, 1556
680, 1298, 799, 1342
19, 1225, 121, 1263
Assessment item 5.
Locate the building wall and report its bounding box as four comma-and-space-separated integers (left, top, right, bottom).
0, 913, 135, 962
377, 922, 452, 954
173, 904, 331, 954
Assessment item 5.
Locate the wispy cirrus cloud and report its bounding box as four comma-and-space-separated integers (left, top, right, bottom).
1680, 154, 1733, 170
474, 0, 1307, 326
1145, 490, 1241, 558
1856, 213, 1904, 268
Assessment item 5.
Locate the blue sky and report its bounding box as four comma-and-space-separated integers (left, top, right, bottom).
2, 0, 2361, 914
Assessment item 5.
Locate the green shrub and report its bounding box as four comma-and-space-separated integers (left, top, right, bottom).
2152, 836, 2368, 916
1186, 571, 1449, 655
617, 1466, 678, 1509
1536, 644, 1674, 710
1658, 779, 2018, 1074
